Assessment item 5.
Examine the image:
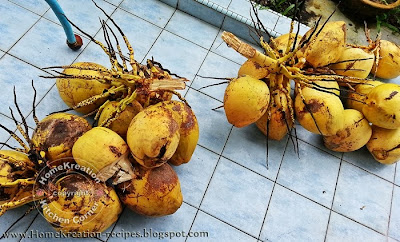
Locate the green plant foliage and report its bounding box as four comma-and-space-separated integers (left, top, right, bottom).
376, 7, 400, 34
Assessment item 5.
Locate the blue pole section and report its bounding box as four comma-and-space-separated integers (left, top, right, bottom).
45, 0, 83, 50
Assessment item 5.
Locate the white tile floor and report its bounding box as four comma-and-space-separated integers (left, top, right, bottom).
0, 0, 399, 241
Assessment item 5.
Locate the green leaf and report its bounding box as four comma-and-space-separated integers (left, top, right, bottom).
382, 22, 399, 33
376, 16, 382, 33
282, 4, 295, 16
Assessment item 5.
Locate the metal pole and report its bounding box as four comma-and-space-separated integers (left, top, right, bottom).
45, 0, 83, 50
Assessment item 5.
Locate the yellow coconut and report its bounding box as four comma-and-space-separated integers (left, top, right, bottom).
330, 47, 375, 78
371, 40, 400, 79
362, 83, 400, 129
117, 163, 182, 217
347, 80, 383, 112
32, 113, 91, 166
98, 100, 143, 137
256, 89, 293, 140
72, 127, 134, 184
272, 33, 302, 56
298, 21, 347, 67
0, 150, 36, 208
56, 62, 111, 114
126, 104, 180, 168
367, 126, 400, 165
156, 101, 199, 166
224, 75, 270, 128
238, 60, 269, 80
295, 80, 344, 136
43, 174, 122, 234
323, 109, 372, 152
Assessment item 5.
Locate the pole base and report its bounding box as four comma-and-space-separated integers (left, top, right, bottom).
67, 34, 83, 50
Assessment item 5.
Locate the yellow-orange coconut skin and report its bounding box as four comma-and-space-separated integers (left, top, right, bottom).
272, 33, 302, 56
298, 21, 347, 67
256, 89, 292, 140
117, 163, 183, 217
56, 62, 111, 114
362, 83, 400, 129
126, 104, 180, 168
330, 47, 374, 79
72, 127, 131, 182
32, 113, 91, 166
98, 100, 143, 137
238, 60, 269, 80
372, 40, 400, 79
157, 101, 199, 166
295, 81, 344, 136
347, 80, 383, 112
367, 126, 400, 165
43, 174, 122, 234
0, 150, 35, 207
224, 75, 270, 128
323, 109, 372, 152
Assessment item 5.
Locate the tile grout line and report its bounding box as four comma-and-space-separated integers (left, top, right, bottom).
256, 137, 290, 241
276, 129, 399, 187
212, 138, 392, 238
183, 200, 260, 240
18, 212, 39, 242
39, 0, 123, 43
323, 153, 344, 242
185, 125, 233, 242
7, 0, 49, 17
101, 3, 180, 240
386, 164, 397, 238
103, 0, 123, 7
84, 2, 127, 239
10, 1, 122, 237
341, 159, 397, 186
183, 19, 236, 227
184, 6, 258, 239
4, 2, 52, 55
3, 16, 46, 57
196, 131, 399, 238
113, 6, 222, 56
139, 8, 179, 65
19, 0, 124, 127
105, 206, 127, 242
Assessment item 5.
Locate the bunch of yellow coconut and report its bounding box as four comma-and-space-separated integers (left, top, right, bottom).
0, 0, 199, 234
219, 19, 400, 165
0, 87, 198, 235
0, 9, 199, 233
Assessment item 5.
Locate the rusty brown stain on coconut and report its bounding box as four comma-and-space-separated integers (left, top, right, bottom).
385, 91, 398, 100
298, 99, 324, 119
109, 146, 122, 157
147, 164, 177, 194
172, 104, 181, 112
371, 149, 389, 160
324, 138, 341, 150
167, 117, 179, 135
0, 162, 8, 171
36, 117, 90, 150
59, 175, 85, 191
345, 61, 356, 71
307, 99, 324, 113
253, 61, 262, 69
180, 105, 196, 135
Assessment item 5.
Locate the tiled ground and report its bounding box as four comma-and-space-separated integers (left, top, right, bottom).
0, 0, 399, 241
